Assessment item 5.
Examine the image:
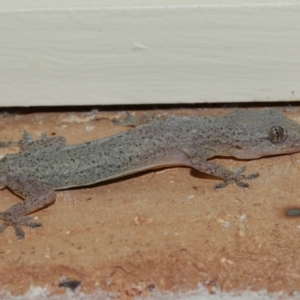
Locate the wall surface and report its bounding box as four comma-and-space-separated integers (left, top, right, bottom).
1, 1, 300, 106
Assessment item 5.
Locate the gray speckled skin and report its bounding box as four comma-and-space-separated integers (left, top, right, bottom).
1, 108, 300, 239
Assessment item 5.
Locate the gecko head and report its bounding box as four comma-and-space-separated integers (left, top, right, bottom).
227, 109, 300, 159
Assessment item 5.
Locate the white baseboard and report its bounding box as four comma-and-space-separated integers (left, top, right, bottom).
1, 1, 300, 106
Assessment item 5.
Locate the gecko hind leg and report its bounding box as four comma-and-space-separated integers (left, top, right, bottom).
0, 131, 33, 148
19, 131, 67, 151
214, 166, 259, 190
0, 131, 67, 152
0, 173, 56, 239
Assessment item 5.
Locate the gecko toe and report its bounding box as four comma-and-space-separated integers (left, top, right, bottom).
14, 226, 25, 239
20, 216, 42, 228
214, 181, 230, 190
235, 181, 249, 189
26, 221, 42, 228
215, 178, 249, 190
234, 166, 247, 176
242, 172, 260, 180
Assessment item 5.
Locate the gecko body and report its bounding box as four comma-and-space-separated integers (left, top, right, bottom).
1, 109, 300, 239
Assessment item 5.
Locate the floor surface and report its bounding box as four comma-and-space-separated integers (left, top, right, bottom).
0, 106, 300, 299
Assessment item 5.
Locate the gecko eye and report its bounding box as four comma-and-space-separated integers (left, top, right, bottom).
268, 126, 286, 143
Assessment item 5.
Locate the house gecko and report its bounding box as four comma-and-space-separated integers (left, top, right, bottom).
1, 108, 300, 239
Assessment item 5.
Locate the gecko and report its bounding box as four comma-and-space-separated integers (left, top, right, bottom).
1, 108, 300, 239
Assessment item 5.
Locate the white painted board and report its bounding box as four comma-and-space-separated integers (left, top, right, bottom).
0, 1, 300, 106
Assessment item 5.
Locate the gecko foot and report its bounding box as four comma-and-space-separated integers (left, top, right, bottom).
113, 112, 137, 126
113, 112, 160, 127
214, 166, 259, 190
0, 213, 41, 239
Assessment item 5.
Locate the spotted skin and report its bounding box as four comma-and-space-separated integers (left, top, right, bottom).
1, 109, 300, 239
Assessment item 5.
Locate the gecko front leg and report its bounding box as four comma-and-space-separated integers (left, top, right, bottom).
0, 173, 56, 239
170, 144, 260, 190
189, 158, 259, 189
